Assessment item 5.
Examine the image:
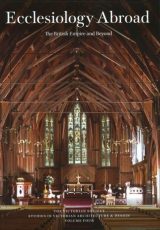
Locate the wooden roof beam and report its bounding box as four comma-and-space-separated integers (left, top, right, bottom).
79, 70, 113, 95
27, 39, 73, 70
80, 88, 113, 112
23, 89, 75, 122
81, 40, 126, 69
119, 2, 160, 68
80, 58, 139, 109
12, 84, 74, 126
118, 38, 159, 93
111, 38, 154, 98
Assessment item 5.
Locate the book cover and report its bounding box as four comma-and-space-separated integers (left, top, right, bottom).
0, 0, 160, 229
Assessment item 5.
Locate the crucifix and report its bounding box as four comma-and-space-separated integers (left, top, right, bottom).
76, 174, 81, 184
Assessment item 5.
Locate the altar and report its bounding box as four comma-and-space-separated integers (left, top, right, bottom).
64, 183, 93, 198
63, 174, 93, 198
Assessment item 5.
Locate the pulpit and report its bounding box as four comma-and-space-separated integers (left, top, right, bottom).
16, 181, 32, 198
15, 180, 32, 205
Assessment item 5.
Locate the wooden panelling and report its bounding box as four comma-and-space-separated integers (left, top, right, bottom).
61, 165, 95, 184
111, 154, 118, 167
95, 167, 119, 189
119, 154, 132, 172
132, 161, 147, 186
119, 172, 133, 185
119, 153, 133, 185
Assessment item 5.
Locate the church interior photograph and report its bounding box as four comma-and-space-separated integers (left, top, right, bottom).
0, 0, 160, 229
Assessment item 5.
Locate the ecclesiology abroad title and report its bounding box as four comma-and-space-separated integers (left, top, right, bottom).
3, 10, 150, 27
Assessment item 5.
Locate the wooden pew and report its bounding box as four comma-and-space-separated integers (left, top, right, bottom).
0, 206, 64, 230
96, 206, 160, 230
101, 218, 160, 230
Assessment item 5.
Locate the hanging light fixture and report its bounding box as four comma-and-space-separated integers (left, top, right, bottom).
17, 125, 32, 157
34, 141, 43, 157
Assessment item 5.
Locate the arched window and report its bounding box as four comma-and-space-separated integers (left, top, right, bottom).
132, 126, 145, 164
68, 103, 87, 164
44, 114, 54, 166
101, 115, 111, 166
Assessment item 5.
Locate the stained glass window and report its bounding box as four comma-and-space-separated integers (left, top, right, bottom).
132, 126, 145, 164
101, 115, 111, 166
68, 103, 87, 164
44, 114, 54, 166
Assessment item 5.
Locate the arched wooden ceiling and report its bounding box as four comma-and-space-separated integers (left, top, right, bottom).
0, 0, 160, 130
